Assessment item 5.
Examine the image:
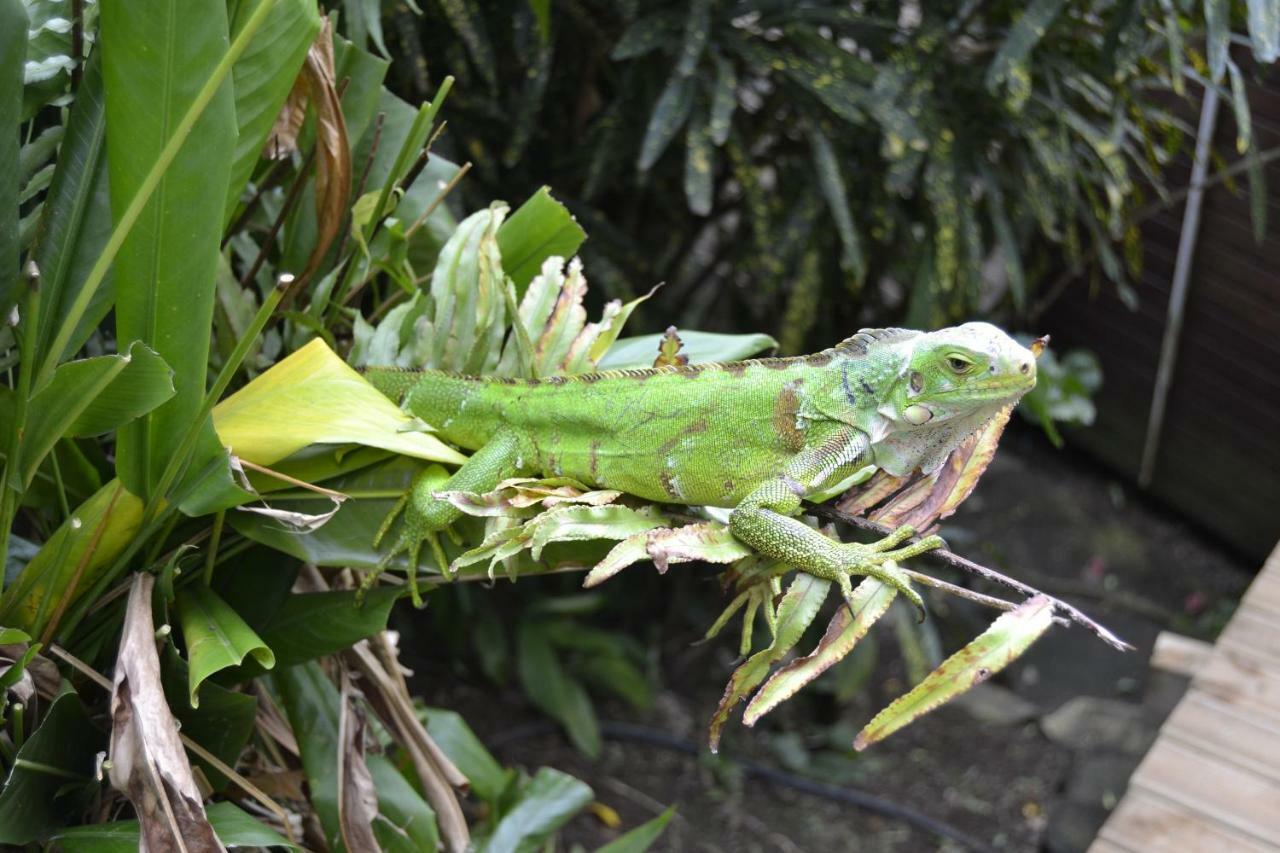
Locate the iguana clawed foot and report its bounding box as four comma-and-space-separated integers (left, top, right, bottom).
371, 468, 457, 604
813, 524, 943, 621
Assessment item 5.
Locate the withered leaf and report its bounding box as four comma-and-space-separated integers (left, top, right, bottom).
264, 19, 351, 289
109, 574, 225, 853
337, 669, 379, 853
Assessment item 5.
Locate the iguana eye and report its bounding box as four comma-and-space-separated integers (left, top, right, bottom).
945, 355, 972, 373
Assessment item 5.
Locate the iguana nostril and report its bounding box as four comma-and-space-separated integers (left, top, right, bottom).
1019, 362, 1031, 375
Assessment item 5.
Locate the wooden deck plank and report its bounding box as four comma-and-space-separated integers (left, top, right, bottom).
1129, 732, 1280, 842
1161, 692, 1280, 786
1218, 607, 1280, 667
1191, 645, 1280, 727
1092, 541, 1280, 851
1246, 552, 1280, 614
1094, 788, 1275, 853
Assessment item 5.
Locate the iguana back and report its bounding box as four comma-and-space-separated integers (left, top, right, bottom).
363, 331, 915, 507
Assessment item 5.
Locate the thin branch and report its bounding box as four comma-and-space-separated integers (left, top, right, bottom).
236, 458, 349, 500
238, 148, 316, 290
810, 504, 1135, 651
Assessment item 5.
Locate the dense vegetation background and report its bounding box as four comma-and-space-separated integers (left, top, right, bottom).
0, 0, 1276, 850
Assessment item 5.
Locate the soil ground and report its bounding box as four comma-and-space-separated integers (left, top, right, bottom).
401, 424, 1254, 852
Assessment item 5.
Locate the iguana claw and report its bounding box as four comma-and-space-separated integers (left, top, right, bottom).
372, 470, 457, 605
822, 524, 943, 622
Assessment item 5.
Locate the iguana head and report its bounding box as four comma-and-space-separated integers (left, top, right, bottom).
894, 322, 1036, 421
870, 322, 1038, 475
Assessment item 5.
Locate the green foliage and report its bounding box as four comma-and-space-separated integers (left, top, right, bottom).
399, 0, 1276, 344
0, 3, 681, 846
0, 0, 1219, 847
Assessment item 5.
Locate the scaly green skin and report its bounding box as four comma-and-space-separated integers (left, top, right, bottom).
365, 323, 1037, 611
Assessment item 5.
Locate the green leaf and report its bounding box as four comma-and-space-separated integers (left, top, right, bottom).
595, 807, 676, 853
708, 54, 737, 146
103, 0, 238, 499
421, 706, 513, 805
518, 619, 602, 758
1246, 0, 1280, 62
428, 203, 509, 373
743, 578, 895, 726
708, 573, 831, 752
274, 663, 342, 849
48, 800, 300, 851
177, 583, 275, 707
611, 13, 682, 61
598, 330, 776, 369
20, 342, 173, 488
30, 50, 116, 365
0, 629, 39, 694
676, 0, 711, 77
985, 0, 1067, 99
333, 30, 391, 145
0, 692, 105, 844
276, 662, 446, 853
369, 755, 440, 853
0, 0, 26, 313
435, 0, 497, 91
479, 767, 593, 853
1226, 60, 1253, 155
1205, 0, 1230, 82
981, 164, 1027, 311
637, 74, 695, 172
497, 187, 587, 293
528, 0, 552, 43
808, 126, 865, 282
0, 481, 145, 636
854, 596, 1055, 750
684, 108, 715, 216
161, 649, 258, 789
256, 587, 400, 669
1245, 140, 1268, 244
224, 0, 322, 217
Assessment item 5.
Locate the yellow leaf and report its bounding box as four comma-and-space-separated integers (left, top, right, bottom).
213, 338, 466, 466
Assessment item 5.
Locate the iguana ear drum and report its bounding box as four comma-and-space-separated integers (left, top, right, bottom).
909, 371, 924, 393
904, 404, 933, 425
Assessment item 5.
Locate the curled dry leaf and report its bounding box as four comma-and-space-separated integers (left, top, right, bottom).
583, 521, 751, 587
337, 668, 379, 853
234, 495, 345, 532
836, 404, 1015, 534
345, 639, 471, 852
109, 573, 225, 853
264, 19, 350, 289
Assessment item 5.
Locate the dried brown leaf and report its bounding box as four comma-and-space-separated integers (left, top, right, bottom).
109, 574, 225, 853
264, 19, 350, 289
337, 669, 379, 853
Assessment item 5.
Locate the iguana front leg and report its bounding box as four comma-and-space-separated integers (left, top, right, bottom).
729, 428, 943, 618
376, 429, 525, 589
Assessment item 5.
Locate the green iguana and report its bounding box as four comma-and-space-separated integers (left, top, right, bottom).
364, 323, 1037, 612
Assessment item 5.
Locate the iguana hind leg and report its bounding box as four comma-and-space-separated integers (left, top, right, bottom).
375, 429, 524, 591
728, 429, 943, 619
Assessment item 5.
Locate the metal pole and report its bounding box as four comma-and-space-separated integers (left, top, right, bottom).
1138, 84, 1220, 488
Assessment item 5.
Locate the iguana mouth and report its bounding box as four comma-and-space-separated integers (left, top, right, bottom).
930, 376, 1035, 401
